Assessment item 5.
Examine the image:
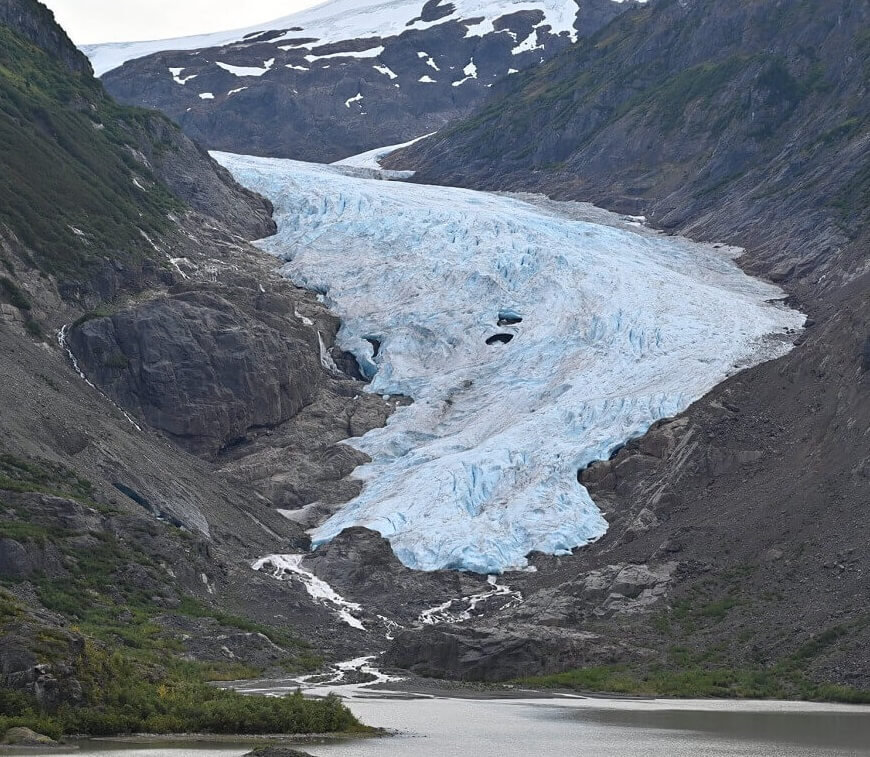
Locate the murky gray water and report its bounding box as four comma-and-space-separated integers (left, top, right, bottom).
12, 694, 870, 757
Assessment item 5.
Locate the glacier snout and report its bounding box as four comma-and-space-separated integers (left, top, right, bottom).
215, 152, 804, 574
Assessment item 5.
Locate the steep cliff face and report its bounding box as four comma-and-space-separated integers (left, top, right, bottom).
0, 1, 273, 303
396, 0, 869, 294
87, 0, 639, 162
0, 0, 90, 73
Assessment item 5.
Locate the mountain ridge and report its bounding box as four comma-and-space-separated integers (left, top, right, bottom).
86, 0, 642, 161
392, 0, 869, 298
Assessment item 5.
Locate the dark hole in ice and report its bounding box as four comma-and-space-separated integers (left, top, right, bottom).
497, 310, 523, 326
365, 337, 382, 358
332, 348, 366, 381
486, 333, 514, 346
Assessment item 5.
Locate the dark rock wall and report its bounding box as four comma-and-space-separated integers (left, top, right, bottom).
68, 291, 320, 455
0, 0, 91, 74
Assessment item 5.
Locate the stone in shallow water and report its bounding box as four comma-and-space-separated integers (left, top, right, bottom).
2, 726, 58, 746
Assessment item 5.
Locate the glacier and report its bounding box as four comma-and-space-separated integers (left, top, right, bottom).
214, 152, 804, 574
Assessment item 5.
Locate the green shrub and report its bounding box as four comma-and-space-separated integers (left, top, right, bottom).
0, 645, 364, 738
0, 276, 30, 309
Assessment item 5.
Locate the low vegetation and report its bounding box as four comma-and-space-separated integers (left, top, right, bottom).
0, 455, 343, 739
0, 655, 363, 739
518, 612, 870, 703
0, 25, 181, 281
517, 659, 870, 703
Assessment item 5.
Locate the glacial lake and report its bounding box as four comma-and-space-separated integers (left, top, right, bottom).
13, 694, 870, 757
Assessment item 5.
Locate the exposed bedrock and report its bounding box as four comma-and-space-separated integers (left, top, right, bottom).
64, 270, 394, 526
384, 623, 641, 681
130, 115, 277, 240
68, 290, 320, 456
304, 527, 489, 624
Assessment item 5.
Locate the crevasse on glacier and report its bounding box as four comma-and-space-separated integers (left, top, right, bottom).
214, 152, 804, 575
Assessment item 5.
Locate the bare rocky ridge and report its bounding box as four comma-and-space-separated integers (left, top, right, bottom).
0, 0, 90, 74
95, 0, 637, 162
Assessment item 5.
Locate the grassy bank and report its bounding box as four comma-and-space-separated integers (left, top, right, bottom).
0, 455, 349, 740
0, 651, 363, 741
515, 639, 870, 704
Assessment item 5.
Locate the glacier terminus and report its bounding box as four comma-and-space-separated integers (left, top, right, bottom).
215, 151, 805, 575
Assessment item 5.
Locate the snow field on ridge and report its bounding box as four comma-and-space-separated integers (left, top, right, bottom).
84, 0, 610, 76
215, 152, 804, 574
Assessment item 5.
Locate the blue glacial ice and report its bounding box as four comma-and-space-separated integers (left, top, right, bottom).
214, 152, 805, 574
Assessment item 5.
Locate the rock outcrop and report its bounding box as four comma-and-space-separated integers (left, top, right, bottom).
68, 290, 321, 456
244, 748, 317, 757
385, 624, 636, 681
2, 726, 58, 746
0, 0, 90, 74
304, 527, 487, 624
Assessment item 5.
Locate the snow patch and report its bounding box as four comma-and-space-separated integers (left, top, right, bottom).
453, 58, 478, 86
168, 66, 197, 84
305, 45, 384, 63
332, 133, 435, 171
84, 1, 596, 76
345, 92, 364, 108
215, 58, 274, 77
418, 51, 440, 71
215, 152, 802, 575
373, 63, 398, 79
418, 75, 436, 83
512, 25, 545, 55
198, 92, 214, 99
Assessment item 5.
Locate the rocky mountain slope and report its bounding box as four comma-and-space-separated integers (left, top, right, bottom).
396, 0, 869, 293
0, 0, 405, 729
85, 0, 641, 162
379, 0, 870, 691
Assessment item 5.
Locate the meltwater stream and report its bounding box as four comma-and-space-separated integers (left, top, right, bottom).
214, 152, 804, 574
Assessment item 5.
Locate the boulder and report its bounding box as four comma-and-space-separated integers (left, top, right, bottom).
2, 726, 58, 746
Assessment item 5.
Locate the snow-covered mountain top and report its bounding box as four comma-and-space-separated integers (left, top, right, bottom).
85, 0, 638, 76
